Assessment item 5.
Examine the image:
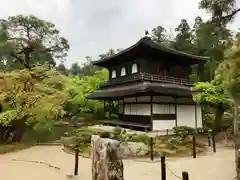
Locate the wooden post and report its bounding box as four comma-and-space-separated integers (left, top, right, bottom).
236, 149, 240, 180
208, 132, 211, 147
161, 155, 166, 180
150, 137, 154, 161
150, 95, 153, 131
234, 106, 240, 180
182, 171, 189, 180
192, 135, 196, 159
212, 132, 216, 152
74, 144, 79, 176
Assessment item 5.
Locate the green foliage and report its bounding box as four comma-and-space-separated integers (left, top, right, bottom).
174, 19, 195, 53
193, 81, 231, 131
69, 62, 81, 76
203, 113, 215, 129
112, 127, 123, 136
56, 63, 68, 76
151, 25, 167, 44
0, 64, 108, 143
0, 66, 68, 130
193, 81, 229, 107
0, 143, 32, 154
130, 133, 151, 146
63, 68, 108, 117
173, 126, 196, 138
216, 33, 240, 104
0, 15, 69, 69
199, 0, 238, 25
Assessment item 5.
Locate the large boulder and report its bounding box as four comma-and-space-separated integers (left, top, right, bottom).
91, 135, 124, 180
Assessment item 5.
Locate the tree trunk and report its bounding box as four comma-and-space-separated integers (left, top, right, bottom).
0, 126, 3, 142
0, 127, 12, 143
91, 135, 124, 180
11, 120, 26, 142
12, 128, 24, 142
213, 106, 225, 132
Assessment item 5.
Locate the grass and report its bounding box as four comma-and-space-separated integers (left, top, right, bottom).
0, 143, 33, 154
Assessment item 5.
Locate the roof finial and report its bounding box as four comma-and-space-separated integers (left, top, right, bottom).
145, 30, 149, 36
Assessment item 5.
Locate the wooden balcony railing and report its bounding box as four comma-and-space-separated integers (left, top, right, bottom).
137, 73, 194, 86
101, 73, 194, 88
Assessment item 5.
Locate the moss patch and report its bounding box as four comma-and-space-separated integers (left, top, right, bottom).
0, 143, 33, 154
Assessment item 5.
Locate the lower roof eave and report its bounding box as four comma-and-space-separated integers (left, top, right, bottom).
87, 82, 197, 100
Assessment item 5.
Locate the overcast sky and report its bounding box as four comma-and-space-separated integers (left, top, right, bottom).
0, 0, 239, 67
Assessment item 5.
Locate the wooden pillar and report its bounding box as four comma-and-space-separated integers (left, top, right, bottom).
117, 100, 119, 114
104, 100, 106, 111
150, 95, 153, 131
195, 103, 198, 129
123, 98, 125, 115
175, 96, 178, 128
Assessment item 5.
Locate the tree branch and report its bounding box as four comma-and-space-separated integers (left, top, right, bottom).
221, 8, 240, 21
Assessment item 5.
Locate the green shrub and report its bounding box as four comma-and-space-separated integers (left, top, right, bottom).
129, 133, 151, 145
173, 126, 196, 138
112, 127, 122, 135
94, 108, 106, 119
196, 127, 208, 134
66, 127, 103, 144
98, 131, 111, 138
110, 113, 119, 119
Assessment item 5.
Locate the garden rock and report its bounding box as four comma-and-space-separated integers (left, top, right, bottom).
91, 135, 124, 180
120, 141, 148, 158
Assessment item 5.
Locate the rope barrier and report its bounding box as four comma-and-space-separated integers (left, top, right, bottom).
165, 163, 183, 180
12, 159, 60, 170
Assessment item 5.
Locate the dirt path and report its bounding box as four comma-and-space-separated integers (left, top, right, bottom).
0, 145, 235, 180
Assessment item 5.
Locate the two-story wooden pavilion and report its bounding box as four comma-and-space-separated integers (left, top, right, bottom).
87, 36, 209, 132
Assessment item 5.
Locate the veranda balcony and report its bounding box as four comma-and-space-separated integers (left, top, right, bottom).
102, 72, 194, 88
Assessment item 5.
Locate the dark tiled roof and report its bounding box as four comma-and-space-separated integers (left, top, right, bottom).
93, 37, 209, 66
87, 81, 196, 100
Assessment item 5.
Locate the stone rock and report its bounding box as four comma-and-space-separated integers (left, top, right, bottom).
120, 142, 148, 158
91, 135, 124, 180
66, 175, 80, 180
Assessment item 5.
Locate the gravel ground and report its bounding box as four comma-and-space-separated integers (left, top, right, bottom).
0, 145, 235, 180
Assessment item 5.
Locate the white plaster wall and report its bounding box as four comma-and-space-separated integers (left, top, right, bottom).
118, 104, 123, 113
177, 105, 196, 127
153, 104, 175, 114
197, 105, 203, 128
153, 120, 176, 131
124, 104, 150, 116
124, 104, 131, 115
137, 104, 151, 115
130, 104, 137, 115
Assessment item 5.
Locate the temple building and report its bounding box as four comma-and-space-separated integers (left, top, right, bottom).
87, 37, 209, 132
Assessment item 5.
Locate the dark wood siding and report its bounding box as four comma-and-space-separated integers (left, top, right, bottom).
109, 59, 142, 84
142, 58, 192, 79
107, 56, 193, 85
119, 114, 151, 125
